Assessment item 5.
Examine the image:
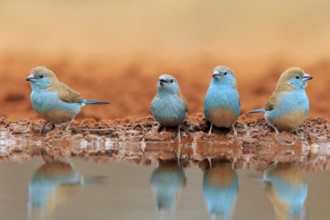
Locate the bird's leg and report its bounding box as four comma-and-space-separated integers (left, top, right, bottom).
208, 157, 212, 168
177, 124, 181, 140
208, 124, 213, 135
267, 123, 279, 135
177, 142, 182, 163
232, 123, 238, 137
65, 119, 75, 131
270, 125, 279, 135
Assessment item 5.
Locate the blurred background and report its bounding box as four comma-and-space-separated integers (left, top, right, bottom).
0, 0, 329, 120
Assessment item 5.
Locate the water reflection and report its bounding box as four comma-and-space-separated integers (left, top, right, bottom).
202, 162, 239, 220
264, 163, 308, 220
150, 160, 187, 214
28, 160, 106, 220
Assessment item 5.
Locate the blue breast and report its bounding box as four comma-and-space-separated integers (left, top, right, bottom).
203, 169, 239, 218
266, 90, 309, 120
204, 85, 240, 119
265, 172, 307, 215
30, 91, 81, 115
151, 96, 186, 126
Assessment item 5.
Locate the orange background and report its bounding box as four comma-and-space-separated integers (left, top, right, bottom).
0, 0, 329, 120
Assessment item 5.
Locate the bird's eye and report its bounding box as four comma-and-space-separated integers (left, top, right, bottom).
170, 79, 174, 83
39, 75, 44, 79
295, 76, 299, 79
224, 72, 227, 76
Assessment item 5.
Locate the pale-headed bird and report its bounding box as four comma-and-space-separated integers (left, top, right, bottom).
247, 67, 312, 133
150, 160, 187, 214
203, 163, 239, 220
26, 66, 109, 131
264, 164, 307, 220
151, 74, 188, 137
204, 66, 240, 135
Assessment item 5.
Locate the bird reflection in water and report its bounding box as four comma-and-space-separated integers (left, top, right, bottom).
150, 160, 187, 214
28, 159, 106, 220
202, 161, 238, 220
264, 163, 308, 220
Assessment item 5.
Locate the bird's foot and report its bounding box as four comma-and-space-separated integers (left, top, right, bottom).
157, 124, 163, 132
38, 121, 55, 134
294, 127, 304, 138
39, 121, 47, 134
268, 124, 279, 135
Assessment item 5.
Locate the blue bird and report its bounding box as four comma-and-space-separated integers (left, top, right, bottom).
151, 74, 188, 137
28, 161, 81, 219
204, 66, 240, 135
150, 160, 186, 214
247, 67, 313, 133
203, 163, 239, 220
26, 66, 109, 131
263, 164, 308, 220
29, 160, 107, 219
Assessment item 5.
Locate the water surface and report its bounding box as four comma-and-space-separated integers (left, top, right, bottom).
0, 157, 329, 220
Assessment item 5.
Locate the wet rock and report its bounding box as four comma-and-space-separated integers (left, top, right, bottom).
144, 129, 175, 141
242, 137, 258, 147
276, 132, 297, 145
0, 116, 328, 171
9, 123, 31, 134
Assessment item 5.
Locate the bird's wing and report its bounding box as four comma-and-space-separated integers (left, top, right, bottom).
178, 90, 189, 112
265, 91, 278, 111
56, 82, 84, 103
238, 93, 241, 107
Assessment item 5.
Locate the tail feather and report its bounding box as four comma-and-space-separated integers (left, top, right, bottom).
81, 175, 109, 185
245, 108, 265, 114
83, 100, 110, 105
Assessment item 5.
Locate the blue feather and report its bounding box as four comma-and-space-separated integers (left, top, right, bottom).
245, 108, 265, 114
82, 100, 110, 105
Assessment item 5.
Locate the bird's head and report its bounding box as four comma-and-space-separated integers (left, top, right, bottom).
278, 67, 313, 90
211, 66, 237, 88
157, 74, 180, 95
26, 66, 58, 91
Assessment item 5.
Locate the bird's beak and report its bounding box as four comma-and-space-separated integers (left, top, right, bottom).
159, 77, 168, 86
26, 74, 36, 82
302, 73, 313, 81
212, 71, 221, 79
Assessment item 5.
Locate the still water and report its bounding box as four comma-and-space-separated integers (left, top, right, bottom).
0, 157, 329, 220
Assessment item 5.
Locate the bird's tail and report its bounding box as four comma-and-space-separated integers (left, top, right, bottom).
83, 100, 110, 105
81, 175, 109, 185
245, 108, 265, 114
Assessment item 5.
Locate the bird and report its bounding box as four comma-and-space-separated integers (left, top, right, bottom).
28, 161, 81, 219
150, 160, 186, 214
203, 163, 239, 220
26, 66, 109, 131
246, 67, 313, 133
151, 74, 188, 137
28, 160, 108, 219
263, 164, 307, 220
204, 66, 240, 135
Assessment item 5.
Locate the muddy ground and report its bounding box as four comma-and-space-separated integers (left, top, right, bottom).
0, 115, 329, 172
